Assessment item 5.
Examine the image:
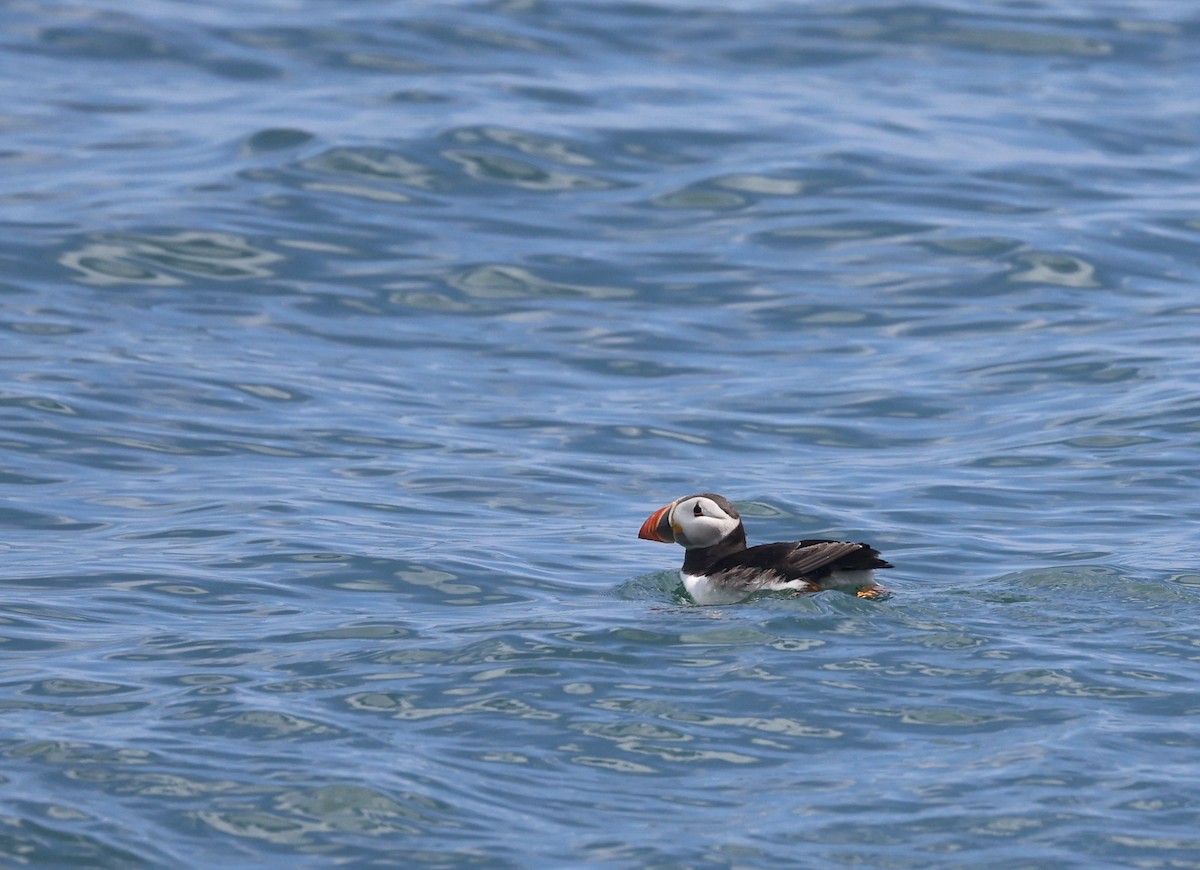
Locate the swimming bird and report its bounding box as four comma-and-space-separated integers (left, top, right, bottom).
638, 493, 891, 605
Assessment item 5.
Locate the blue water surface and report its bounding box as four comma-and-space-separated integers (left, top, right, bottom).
3, 1, 1200, 867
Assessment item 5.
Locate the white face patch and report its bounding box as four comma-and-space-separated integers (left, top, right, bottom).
670, 496, 741, 549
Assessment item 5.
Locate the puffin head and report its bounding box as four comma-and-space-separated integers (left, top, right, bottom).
637, 493, 743, 550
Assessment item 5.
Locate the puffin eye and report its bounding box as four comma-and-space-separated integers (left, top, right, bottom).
693, 503, 703, 517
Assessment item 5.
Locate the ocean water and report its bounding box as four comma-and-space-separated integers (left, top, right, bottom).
3, 0, 1200, 866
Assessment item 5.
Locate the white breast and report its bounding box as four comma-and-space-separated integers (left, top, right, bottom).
681, 571, 748, 606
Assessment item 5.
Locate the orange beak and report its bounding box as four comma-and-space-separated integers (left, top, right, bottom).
637, 502, 675, 543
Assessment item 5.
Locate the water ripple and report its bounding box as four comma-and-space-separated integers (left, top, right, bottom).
5, 0, 1200, 866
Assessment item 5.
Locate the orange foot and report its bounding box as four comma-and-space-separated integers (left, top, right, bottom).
856, 587, 891, 600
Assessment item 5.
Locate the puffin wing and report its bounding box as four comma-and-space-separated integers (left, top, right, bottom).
713, 539, 888, 582
783, 540, 873, 578
700, 538, 892, 597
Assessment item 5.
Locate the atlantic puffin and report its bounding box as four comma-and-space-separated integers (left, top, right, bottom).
638, 493, 892, 605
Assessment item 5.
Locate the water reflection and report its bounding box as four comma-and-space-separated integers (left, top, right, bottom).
60, 232, 282, 285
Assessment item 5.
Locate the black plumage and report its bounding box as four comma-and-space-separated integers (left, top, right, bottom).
684, 538, 892, 593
